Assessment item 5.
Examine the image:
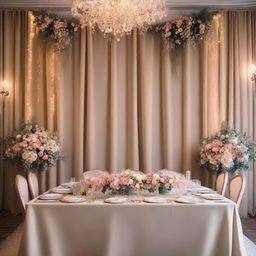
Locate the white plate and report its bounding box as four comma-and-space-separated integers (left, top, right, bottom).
104, 197, 128, 204
51, 187, 72, 194
143, 197, 166, 203
200, 194, 224, 200
61, 182, 77, 188
60, 196, 86, 203
197, 190, 217, 194
175, 196, 202, 204
188, 187, 212, 193
39, 193, 63, 200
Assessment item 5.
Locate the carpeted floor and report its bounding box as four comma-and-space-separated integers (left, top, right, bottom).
0, 224, 23, 256
241, 217, 256, 244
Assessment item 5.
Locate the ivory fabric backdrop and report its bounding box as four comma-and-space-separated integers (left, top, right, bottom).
0, 10, 255, 217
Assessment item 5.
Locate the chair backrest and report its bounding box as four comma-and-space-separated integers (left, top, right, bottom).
27, 170, 39, 199
15, 175, 29, 212
229, 174, 246, 208
83, 170, 109, 179
215, 172, 228, 196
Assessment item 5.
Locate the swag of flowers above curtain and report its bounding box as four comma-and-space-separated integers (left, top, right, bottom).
32, 9, 217, 51
32, 11, 80, 51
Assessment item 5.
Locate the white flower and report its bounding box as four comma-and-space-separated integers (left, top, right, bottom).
230, 137, 238, 144
22, 151, 31, 160
153, 174, 160, 179
16, 134, 22, 139
129, 179, 133, 185
220, 151, 233, 168
134, 174, 144, 181
28, 153, 38, 163
244, 154, 249, 162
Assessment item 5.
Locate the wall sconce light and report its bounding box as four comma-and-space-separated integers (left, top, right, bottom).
0, 80, 9, 96
251, 64, 256, 82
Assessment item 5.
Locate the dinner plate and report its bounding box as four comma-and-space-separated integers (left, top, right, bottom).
200, 194, 224, 200
60, 196, 86, 203
61, 182, 77, 188
51, 187, 72, 194
39, 193, 63, 200
104, 197, 128, 204
143, 197, 166, 204
188, 187, 212, 193
175, 196, 202, 204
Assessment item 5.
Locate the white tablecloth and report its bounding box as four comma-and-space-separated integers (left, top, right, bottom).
19, 197, 246, 256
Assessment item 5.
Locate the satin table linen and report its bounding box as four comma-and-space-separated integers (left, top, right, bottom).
19, 195, 246, 256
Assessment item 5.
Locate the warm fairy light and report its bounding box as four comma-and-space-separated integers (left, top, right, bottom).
25, 12, 35, 120
71, 0, 166, 41
251, 64, 256, 81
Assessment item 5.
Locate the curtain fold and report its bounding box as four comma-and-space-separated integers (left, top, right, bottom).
0, 10, 28, 212
219, 11, 256, 217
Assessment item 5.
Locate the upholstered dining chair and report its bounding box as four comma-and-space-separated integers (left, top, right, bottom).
27, 170, 39, 199
215, 172, 228, 196
229, 174, 246, 208
83, 169, 109, 179
15, 175, 30, 213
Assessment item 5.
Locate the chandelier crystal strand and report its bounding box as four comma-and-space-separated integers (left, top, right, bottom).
71, 0, 167, 41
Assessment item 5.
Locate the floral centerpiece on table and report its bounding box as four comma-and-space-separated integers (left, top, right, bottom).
4, 122, 62, 171
33, 11, 80, 51
81, 169, 176, 195
200, 125, 256, 174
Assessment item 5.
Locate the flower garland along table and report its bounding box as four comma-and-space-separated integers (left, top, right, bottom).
79, 170, 182, 196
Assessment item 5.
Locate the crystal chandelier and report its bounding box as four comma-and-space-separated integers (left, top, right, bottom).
71, 0, 166, 41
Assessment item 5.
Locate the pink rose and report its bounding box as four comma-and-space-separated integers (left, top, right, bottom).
212, 147, 219, 153
39, 146, 45, 151
13, 144, 21, 152
42, 155, 49, 160
38, 151, 44, 157
32, 143, 39, 149
163, 23, 171, 31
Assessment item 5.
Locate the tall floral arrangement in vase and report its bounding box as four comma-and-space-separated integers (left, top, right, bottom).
4, 122, 62, 171
200, 124, 256, 174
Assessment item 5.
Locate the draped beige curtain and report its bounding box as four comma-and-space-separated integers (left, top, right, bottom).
0, 10, 28, 212
1, 10, 255, 217
218, 11, 256, 216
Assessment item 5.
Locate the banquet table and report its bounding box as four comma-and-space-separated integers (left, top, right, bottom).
19, 190, 246, 256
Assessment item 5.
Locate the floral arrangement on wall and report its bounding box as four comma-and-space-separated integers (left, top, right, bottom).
199, 124, 256, 174
32, 10, 216, 50
32, 11, 80, 51
154, 10, 216, 48
4, 122, 62, 171
81, 169, 184, 195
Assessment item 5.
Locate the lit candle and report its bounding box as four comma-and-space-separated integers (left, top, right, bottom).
0, 80, 9, 96
1, 80, 7, 90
